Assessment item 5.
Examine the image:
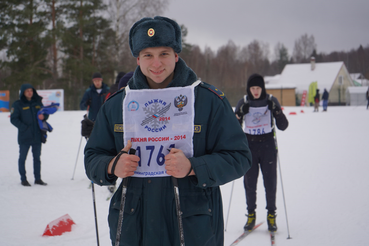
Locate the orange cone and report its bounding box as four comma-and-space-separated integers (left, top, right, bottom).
42, 214, 75, 236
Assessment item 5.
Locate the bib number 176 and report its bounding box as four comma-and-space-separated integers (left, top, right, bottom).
136, 144, 175, 167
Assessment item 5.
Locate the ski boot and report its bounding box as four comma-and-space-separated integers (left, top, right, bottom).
243, 211, 256, 231
267, 211, 277, 232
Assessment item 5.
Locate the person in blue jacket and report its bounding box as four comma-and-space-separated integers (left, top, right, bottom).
235, 74, 289, 232
84, 16, 252, 246
80, 72, 109, 122
322, 88, 329, 111
10, 84, 49, 186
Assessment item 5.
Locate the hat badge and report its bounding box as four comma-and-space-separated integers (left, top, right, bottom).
148, 28, 155, 37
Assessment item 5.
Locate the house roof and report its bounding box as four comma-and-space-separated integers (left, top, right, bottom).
264, 75, 296, 89
350, 73, 369, 86
346, 86, 368, 93
266, 61, 353, 93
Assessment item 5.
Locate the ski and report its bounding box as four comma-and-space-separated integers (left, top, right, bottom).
270, 231, 276, 245
229, 222, 264, 246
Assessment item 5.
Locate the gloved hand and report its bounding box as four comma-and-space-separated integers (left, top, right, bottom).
268, 100, 281, 116
81, 114, 94, 138
86, 99, 92, 107
240, 103, 250, 115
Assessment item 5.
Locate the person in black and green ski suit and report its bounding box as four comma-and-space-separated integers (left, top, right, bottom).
84, 16, 252, 246
235, 74, 289, 232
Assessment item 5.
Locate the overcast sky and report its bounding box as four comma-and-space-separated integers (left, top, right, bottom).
163, 0, 369, 59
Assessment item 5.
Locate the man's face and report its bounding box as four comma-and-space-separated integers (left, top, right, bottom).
137, 46, 178, 89
24, 88, 33, 101
250, 86, 262, 99
92, 78, 103, 89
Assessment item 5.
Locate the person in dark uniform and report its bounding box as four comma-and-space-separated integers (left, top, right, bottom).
235, 74, 289, 232
80, 72, 109, 122
10, 84, 49, 186
84, 16, 252, 246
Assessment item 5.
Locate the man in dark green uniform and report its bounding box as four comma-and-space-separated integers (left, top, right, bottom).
11, 84, 49, 186
84, 16, 252, 246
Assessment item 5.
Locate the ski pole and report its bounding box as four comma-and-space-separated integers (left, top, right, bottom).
225, 181, 235, 231
273, 119, 292, 239
167, 147, 185, 246
276, 150, 292, 239
172, 176, 185, 246
91, 181, 100, 246
71, 135, 83, 180
115, 148, 136, 246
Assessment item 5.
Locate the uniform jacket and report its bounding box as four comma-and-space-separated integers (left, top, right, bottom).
84, 58, 252, 246
10, 84, 48, 145
79, 83, 109, 121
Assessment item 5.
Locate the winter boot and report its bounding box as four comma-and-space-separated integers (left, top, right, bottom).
243, 211, 256, 231
267, 211, 277, 232
35, 179, 48, 186
21, 180, 31, 186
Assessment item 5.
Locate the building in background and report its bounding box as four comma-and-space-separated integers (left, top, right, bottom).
265, 58, 354, 106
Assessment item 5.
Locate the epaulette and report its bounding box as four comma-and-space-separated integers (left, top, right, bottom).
105, 88, 125, 102
199, 82, 225, 100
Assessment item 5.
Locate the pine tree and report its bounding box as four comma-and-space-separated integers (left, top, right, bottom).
0, 0, 50, 100
60, 0, 111, 109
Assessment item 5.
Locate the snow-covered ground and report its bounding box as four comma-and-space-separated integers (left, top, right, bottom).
1, 106, 368, 246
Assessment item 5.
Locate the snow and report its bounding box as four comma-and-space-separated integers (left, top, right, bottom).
1, 106, 368, 246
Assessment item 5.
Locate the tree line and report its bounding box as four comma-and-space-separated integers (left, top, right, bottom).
180, 34, 369, 106
1, 1, 368, 108
0, 0, 168, 109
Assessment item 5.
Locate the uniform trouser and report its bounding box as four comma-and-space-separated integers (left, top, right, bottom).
244, 137, 277, 212
18, 143, 42, 182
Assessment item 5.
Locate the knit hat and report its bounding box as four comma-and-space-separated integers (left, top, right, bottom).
115, 72, 126, 84
246, 73, 266, 100
118, 71, 134, 89
129, 16, 182, 57
92, 72, 102, 79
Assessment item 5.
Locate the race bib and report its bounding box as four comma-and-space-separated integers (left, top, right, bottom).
243, 106, 272, 135
123, 80, 200, 178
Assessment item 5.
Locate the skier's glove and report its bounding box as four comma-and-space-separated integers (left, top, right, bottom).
81, 114, 94, 138
240, 103, 250, 115
86, 99, 92, 107
268, 100, 281, 116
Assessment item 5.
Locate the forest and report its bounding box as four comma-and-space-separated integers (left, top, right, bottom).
1, 0, 368, 108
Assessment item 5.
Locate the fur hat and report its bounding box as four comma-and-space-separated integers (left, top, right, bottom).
129, 16, 182, 57
246, 73, 266, 100
92, 72, 102, 79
